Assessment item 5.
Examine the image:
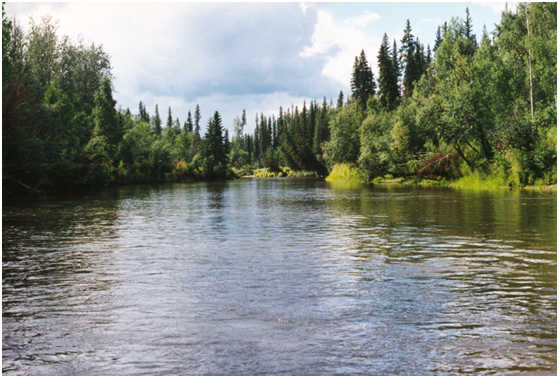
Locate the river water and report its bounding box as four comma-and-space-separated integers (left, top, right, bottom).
2, 179, 557, 375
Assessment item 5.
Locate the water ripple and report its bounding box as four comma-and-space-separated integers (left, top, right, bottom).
3, 180, 556, 375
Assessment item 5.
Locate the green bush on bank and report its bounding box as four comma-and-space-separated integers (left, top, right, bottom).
253, 168, 277, 178
325, 163, 367, 184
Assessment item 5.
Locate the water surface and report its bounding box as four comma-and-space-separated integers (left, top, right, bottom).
3, 179, 557, 375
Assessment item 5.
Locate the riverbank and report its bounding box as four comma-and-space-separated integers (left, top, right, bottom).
324, 164, 557, 193
241, 167, 321, 179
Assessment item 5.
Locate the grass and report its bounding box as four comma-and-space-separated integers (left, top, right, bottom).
449, 169, 512, 192
243, 167, 320, 179
246, 163, 556, 193
522, 184, 557, 193
325, 164, 367, 185
253, 168, 277, 178
369, 175, 449, 188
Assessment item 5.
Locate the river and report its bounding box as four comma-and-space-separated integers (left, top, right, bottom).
2, 179, 556, 375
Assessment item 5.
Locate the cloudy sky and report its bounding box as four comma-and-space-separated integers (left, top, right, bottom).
6, 1, 507, 133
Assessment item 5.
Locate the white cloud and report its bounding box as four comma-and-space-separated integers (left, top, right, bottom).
300, 10, 382, 89
422, 17, 442, 24
481, 2, 519, 15
299, 2, 312, 16
6, 2, 338, 131
344, 11, 381, 28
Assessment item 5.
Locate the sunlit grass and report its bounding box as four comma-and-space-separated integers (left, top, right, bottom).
449, 170, 512, 192
253, 168, 277, 178
522, 184, 557, 193
325, 163, 367, 184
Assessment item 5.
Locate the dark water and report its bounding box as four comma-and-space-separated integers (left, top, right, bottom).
3, 179, 557, 375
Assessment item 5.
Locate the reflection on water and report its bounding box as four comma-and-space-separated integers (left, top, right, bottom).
3, 180, 556, 375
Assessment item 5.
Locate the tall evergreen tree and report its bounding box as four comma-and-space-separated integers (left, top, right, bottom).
202, 110, 227, 178
434, 25, 443, 52
185, 110, 193, 133
174, 117, 181, 134
138, 101, 146, 122
425, 44, 432, 67
153, 104, 162, 135
92, 77, 118, 146
233, 109, 246, 141
462, 7, 477, 56
392, 39, 401, 101
350, 49, 376, 110
254, 115, 260, 162
400, 19, 419, 97
224, 128, 230, 154
166, 106, 173, 128
415, 38, 426, 76
464, 7, 475, 44
337, 90, 344, 109
192, 104, 201, 155
194, 104, 201, 135
378, 33, 400, 110
313, 96, 330, 159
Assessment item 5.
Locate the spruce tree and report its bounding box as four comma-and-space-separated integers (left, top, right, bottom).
272, 116, 277, 148
153, 104, 162, 135
392, 39, 400, 80
464, 7, 474, 43
202, 110, 227, 178
175, 117, 181, 134
400, 20, 418, 97
185, 110, 193, 133
194, 104, 201, 135
224, 129, 230, 154
415, 39, 425, 77
166, 106, 173, 128
462, 7, 477, 55
434, 26, 443, 52
378, 33, 399, 110
337, 90, 344, 109
233, 109, 246, 141
267, 116, 273, 151
350, 49, 376, 110
92, 77, 119, 146
313, 97, 329, 158
192, 104, 201, 154
254, 117, 260, 163
426, 45, 432, 67
138, 101, 146, 122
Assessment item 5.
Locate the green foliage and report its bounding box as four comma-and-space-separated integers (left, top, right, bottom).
323, 103, 362, 166
378, 34, 400, 110
253, 168, 277, 178
351, 50, 376, 110
153, 104, 162, 135
450, 169, 512, 192
3, 3, 555, 194
358, 111, 393, 178
325, 163, 367, 184
201, 111, 228, 179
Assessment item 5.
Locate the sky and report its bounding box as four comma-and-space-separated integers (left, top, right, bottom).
6, 1, 509, 134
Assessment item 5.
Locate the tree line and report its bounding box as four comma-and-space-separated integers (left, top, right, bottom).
2, 3, 556, 195
237, 3, 556, 186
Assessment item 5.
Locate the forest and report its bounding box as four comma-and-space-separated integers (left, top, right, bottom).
2, 3, 556, 195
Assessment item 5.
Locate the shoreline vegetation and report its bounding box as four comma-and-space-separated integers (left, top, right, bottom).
323, 163, 557, 193
3, 3, 556, 198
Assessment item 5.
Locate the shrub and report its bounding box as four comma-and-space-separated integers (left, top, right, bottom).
325, 163, 367, 184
